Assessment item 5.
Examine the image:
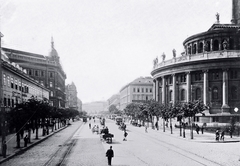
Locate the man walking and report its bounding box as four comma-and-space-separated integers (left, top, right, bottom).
106, 146, 114, 166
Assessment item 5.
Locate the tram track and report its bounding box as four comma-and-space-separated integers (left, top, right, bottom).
133, 129, 224, 166
42, 123, 84, 166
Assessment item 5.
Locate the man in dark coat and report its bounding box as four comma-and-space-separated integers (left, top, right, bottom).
106, 146, 114, 166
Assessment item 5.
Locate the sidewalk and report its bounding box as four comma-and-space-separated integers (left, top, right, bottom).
0, 124, 68, 164
148, 124, 240, 143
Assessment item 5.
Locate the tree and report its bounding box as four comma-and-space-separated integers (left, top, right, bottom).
109, 105, 118, 114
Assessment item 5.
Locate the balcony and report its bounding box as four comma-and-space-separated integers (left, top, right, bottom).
153, 50, 240, 70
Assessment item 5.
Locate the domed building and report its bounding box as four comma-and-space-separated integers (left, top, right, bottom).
3, 38, 66, 108
151, 0, 240, 125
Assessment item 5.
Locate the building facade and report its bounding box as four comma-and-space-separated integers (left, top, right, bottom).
151, 0, 240, 124
107, 94, 120, 110
2, 38, 66, 108
65, 82, 78, 110
119, 77, 153, 110
77, 98, 82, 112
1, 52, 49, 107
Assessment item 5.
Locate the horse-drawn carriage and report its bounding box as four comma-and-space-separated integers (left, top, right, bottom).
100, 127, 114, 143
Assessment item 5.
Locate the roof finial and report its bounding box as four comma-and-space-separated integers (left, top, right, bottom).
51, 36, 54, 49
216, 12, 220, 24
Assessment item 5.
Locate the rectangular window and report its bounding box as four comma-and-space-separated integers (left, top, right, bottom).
137, 88, 139, 93
150, 88, 152, 93
29, 69, 32, 75
133, 88, 135, 92
35, 70, 38, 76
8, 98, 11, 107
169, 76, 173, 84
19, 81, 21, 91
4, 98, 7, 106
12, 99, 14, 107
41, 71, 44, 77
3, 74, 6, 86
11, 77, 14, 88
146, 88, 148, 93
180, 74, 186, 83
7, 76, 10, 87
50, 81, 53, 87
49, 72, 53, 78
230, 70, 238, 79
213, 72, 219, 80
15, 79, 18, 90
142, 88, 144, 93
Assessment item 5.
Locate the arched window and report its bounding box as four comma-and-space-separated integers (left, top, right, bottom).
195, 88, 201, 100
231, 86, 237, 99
181, 89, 185, 101
193, 44, 197, 54
212, 87, 218, 100
205, 41, 210, 52
213, 40, 219, 51
199, 42, 203, 53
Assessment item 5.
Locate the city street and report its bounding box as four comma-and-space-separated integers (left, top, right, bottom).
1, 118, 240, 165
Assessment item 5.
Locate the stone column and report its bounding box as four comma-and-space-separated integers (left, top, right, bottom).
155, 79, 159, 102
196, 42, 198, 54
153, 79, 156, 100
162, 76, 166, 105
186, 72, 191, 102
210, 39, 213, 51
172, 74, 176, 104
203, 70, 208, 105
221, 69, 230, 113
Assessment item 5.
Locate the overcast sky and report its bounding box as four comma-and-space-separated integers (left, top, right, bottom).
0, 0, 231, 103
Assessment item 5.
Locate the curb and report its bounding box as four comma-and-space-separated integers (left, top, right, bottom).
0, 125, 68, 165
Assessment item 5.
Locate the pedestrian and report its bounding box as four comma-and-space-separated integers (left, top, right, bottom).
201, 125, 204, 134
155, 122, 158, 130
106, 146, 114, 166
24, 134, 28, 147
215, 130, 220, 141
195, 124, 200, 134
123, 130, 128, 141
220, 130, 225, 141
145, 124, 148, 133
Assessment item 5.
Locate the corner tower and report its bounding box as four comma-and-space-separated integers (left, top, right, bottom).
231, 0, 240, 24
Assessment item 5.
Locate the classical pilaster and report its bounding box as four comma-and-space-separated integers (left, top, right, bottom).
186, 72, 191, 102
221, 69, 230, 113
172, 74, 176, 104
162, 76, 166, 105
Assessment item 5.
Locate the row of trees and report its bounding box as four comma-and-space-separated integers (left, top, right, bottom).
123, 99, 207, 139
3, 96, 86, 148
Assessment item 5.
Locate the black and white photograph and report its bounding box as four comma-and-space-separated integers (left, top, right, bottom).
0, 0, 240, 165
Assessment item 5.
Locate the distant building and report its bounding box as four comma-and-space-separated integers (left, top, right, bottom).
3, 38, 66, 108
77, 98, 82, 112
107, 94, 120, 110
1, 50, 49, 107
65, 82, 78, 110
119, 77, 153, 110
82, 101, 108, 114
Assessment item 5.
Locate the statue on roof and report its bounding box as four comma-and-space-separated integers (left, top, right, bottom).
216, 12, 220, 24
172, 49, 176, 58
162, 52, 166, 61
153, 56, 158, 67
